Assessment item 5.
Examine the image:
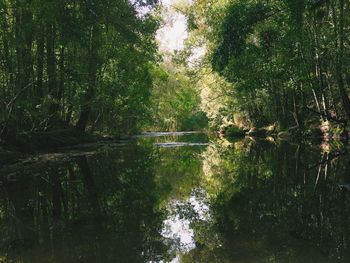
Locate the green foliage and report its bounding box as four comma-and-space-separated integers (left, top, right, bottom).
224, 125, 245, 137
212, 1, 270, 72
147, 63, 208, 131
0, 0, 160, 140
189, 0, 350, 131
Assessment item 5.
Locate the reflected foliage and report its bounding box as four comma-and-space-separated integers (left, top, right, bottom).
184, 141, 350, 262
1, 136, 350, 262
0, 145, 171, 263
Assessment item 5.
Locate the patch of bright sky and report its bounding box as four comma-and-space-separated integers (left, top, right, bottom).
157, 0, 192, 53
160, 189, 210, 263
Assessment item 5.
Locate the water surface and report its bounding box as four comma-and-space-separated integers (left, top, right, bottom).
0, 134, 350, 262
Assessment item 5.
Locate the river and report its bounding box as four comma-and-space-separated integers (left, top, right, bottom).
0, 133, 349, 262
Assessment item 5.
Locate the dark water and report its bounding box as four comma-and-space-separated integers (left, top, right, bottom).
1, 134, 350, 262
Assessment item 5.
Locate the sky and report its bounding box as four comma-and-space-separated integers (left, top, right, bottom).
156, 0, 190, 52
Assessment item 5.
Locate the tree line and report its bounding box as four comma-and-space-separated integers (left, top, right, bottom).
0, 0, 159, 143
187, 0, 350, 132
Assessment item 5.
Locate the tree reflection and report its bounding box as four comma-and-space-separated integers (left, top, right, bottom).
184, 140, 350, 262
1, 138, 350, 262
0, 145, 171, 263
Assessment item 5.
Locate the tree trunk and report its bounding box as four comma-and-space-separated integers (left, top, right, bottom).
77, 156, 102, 221
47, 23, 58, 120
36, 26, 45, 99
336, 0, 350, 121
76, 25, 99, 132
58, 46, 65, 116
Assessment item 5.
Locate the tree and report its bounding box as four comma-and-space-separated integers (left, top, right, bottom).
187, 0, 350, 131
0, 0, 159, 143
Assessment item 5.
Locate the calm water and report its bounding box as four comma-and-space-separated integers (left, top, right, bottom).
1, 134, 350, 262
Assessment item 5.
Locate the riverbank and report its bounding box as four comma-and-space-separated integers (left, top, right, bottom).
220, 121, 349, 143
0, 128, 130, 167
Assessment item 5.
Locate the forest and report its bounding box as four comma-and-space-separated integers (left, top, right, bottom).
1, 0, 350, 147
1, 1, 350, 262
0, 0, 161, 150
185, 0, 350, 139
